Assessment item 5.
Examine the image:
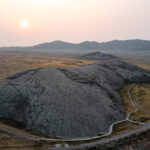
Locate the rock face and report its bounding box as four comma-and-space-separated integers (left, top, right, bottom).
79, 52, 120, 60
0, 60, 150, 138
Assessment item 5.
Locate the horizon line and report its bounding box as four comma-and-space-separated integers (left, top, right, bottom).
0, 38, 150, 48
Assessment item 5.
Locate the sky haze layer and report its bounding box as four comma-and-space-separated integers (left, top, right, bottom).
0, 0, 150, 46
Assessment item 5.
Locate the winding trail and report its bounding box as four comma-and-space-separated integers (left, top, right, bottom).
0, 85, 148, 149
127, 87, 145, 125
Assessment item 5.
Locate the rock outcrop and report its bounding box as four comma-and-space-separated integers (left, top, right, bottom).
78, 52, 119, 60
0, 60, 150, 138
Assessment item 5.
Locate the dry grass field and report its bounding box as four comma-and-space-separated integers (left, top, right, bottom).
134, 63, 150, 70
120, 63, 150, 123
110, 121, 141, 136
120, 85, 135, 114
130, 84, 150, 122
0, 130, 45, 150
112, 83, 150, 136
0, 53, 94, 82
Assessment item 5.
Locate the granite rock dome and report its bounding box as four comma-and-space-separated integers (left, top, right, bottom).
0, 60, 150, 138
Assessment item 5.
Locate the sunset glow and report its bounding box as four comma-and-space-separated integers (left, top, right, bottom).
21, 20, 30, 28
0, 0, 150, 46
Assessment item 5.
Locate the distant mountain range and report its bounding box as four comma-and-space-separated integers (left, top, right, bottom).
1, 39, 150, 51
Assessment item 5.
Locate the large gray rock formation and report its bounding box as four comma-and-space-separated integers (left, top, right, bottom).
78, 52, 120, 60
0, 60, 150, 138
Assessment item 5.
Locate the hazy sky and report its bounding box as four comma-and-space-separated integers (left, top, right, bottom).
0, 0, 150, 46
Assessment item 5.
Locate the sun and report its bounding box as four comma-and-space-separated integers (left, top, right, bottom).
21, 20, 30, 28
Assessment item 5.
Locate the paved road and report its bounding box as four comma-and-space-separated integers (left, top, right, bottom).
0, 85, 149, 150
52, 122, 150, 150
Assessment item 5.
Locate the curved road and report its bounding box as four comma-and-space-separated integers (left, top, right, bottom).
0, 86, 149, 149
65, 86, 145, 142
